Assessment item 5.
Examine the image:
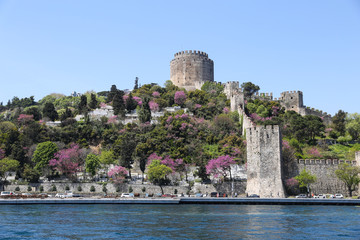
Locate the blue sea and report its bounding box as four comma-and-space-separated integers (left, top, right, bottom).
0, 204, 359, 239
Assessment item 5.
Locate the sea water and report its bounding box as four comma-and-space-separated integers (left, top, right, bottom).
0, 204, 359, 239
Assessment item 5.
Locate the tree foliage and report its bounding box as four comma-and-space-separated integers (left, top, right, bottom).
32, 141, 58, 173
295, 169, 317, 194
335, 163, 360, 197
147, 159, 172, 194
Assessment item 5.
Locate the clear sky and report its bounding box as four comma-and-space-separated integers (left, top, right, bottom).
0, 0, 359, 115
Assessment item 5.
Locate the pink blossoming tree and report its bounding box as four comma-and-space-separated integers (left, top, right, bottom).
49, 143, 83, 179
206, 155, 235, 181
174, 91, 186, 106
149, 100, 159, 112
108, 165, 128, 183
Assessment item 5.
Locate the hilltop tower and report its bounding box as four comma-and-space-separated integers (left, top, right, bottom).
170, 50, 214, 91
279, 91, 304, 112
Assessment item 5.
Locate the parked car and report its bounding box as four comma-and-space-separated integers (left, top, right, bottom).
64, 191, 73, 198
161, 194, 176, 198
314, 194, 326, 199
55, 193, 65, 198
1, 191, 14, 196
296, 194, 307, 198
195, 193, 203, 197
121, 193, 134, 198
335, 194, 344, 199
210, 192, 218, 197
247, 194, 260, 198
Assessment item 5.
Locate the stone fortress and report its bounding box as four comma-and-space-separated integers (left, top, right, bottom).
170, 50, 214, 91
170, 50, 359, 198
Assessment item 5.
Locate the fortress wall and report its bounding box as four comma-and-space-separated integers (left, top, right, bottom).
285, 159, 359, 196
246, 125, 285, 198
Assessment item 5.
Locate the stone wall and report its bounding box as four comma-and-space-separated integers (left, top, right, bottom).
246, 125, 285, 198
285, 159, 359, 196
4, 181, 247, 196
170, 50, 214, 91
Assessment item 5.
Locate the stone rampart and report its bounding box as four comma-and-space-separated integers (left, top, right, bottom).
285, 159, 359, 196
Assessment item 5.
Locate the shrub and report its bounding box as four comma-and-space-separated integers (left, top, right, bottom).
65, 185, 70, 191
90, 185, 96, 192
102, 185, 107, 193
174, 189, 178, 194
51, 185, 57, 192
142, 187, 146, 193
116, 186, 121, 192
39, 186, 44, 192
27, 186, 32, 192
15, 186, 20, 192
129, 186, 133, 193
77, 186, 82, 192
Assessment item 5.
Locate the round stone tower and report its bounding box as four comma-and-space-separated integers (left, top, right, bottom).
170, 50, 214, 91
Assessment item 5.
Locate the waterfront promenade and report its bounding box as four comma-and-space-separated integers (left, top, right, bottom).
1, 197, 360, 205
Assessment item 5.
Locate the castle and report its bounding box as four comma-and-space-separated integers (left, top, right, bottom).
171, 50, 359, 198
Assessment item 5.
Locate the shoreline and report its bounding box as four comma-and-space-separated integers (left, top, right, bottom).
0, 197, 359, 205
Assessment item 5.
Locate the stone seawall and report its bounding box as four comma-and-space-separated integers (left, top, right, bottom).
4, 181, 247, 196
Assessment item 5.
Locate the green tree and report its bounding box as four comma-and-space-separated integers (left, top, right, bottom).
60, 107, 73, 121
113, 131, 137, 177
134, 77, 139, 90
43, 102, 58, 121
241, 82, 260, 99
78, 95, 88, 114
99, 150, 116, 166
335, 163, 360, 197
125, 92, 137, 112
346, 113, 360, 141
303, 115, 325, 143
0, 158, 20, 189
138, 98, 151, 123
24, 106, 42, 121
147, 160, 172, 194
89, 93, 98, 110
107, 85, 118, 103
85, 153, 101, 177
22, 164, 40, 183
135, 141, 153, 182
112, 91, 125, 117
295, 169, 317, 196
32, 141, 58, 174
332, 110, 347, 137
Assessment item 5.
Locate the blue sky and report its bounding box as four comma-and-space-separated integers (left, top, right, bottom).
0, 0, 359, 115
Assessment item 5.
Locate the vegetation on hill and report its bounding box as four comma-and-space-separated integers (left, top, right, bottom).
0, 80, 358, 186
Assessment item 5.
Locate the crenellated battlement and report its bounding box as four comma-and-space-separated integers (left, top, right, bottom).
173, 50, 209, 58
298, 159, 357, 165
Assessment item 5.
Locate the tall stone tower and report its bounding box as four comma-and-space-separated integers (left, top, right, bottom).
170, 50, 214, 91
246, 125, 286, 198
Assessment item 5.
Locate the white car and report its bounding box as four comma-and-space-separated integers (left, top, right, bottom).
121, 193, 134, 198
1, 191, 14, 196
335, 194, 344, 199
55, 193, 65, 198
64, 191, 73, 198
